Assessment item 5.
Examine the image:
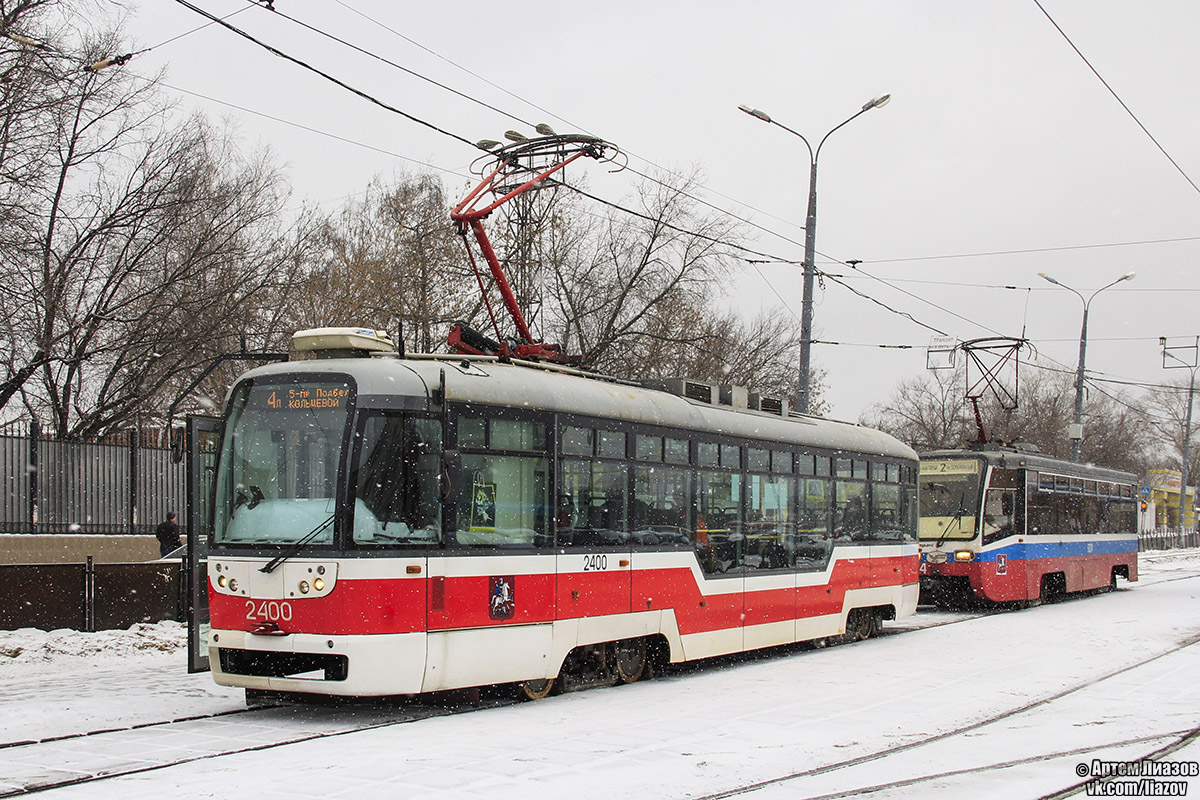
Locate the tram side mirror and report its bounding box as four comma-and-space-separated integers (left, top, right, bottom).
441, 449, 461, 501
171, 427, 186, 464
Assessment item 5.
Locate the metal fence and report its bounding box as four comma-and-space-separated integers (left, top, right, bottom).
1138, 529, 1200, 551
0, 423, 186, 536
0, 558, 183, 631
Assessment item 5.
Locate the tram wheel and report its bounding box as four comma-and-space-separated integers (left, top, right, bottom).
614, 638, 647, 684
519, 678, 555, 701
858, 610, 877, 640
846, 609, 878, 642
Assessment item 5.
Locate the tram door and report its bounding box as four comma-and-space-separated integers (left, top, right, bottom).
557, 458, 633, 619
184, 415, 220, 673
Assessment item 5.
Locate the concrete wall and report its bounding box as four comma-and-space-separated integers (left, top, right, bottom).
0, 534, 160, 565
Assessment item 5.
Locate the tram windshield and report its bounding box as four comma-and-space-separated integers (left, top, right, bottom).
213, 378, 353, 546
918, 457, 982, 541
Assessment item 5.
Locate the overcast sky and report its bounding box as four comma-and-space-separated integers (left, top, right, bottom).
122, 1, 1200, 423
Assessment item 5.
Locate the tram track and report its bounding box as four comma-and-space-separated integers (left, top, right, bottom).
0, 610, 986, 797
0, 705, 268, 751
0, 695, 514, 797
4, 571, 1196, 797
0, 610, 982, 785
735, 727, 1200, 800
689, 631, 1200, 800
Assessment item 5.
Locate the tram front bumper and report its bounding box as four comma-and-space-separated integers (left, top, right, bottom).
209, 629, 428, 697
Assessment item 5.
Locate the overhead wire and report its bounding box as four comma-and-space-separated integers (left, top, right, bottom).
167, 3, 1200, 295
167, 0, 484, 152
858, 234, 1200, 266
1034, 0, 1200, 198
238, 0, 538, 131
158, 2, 1186, 400
160, 81, 469, 181
141, 5, 254, 52
323, 1, 815, 243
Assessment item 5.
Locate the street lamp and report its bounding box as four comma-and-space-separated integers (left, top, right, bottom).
738, 93, 892, 414
1038, 270, 1136, 461
1160, 337, 1197, 535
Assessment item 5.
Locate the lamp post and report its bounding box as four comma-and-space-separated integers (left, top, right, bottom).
738, 93, 892, 414
1038, 271, 1136, 461
1160, 338, 1197, 535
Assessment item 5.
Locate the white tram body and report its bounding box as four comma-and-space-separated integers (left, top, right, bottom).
205, 336, 919, 697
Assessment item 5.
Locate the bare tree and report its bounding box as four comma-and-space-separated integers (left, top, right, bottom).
1143, 376, 1200, 481
289, 173, 479, 354
862, 361, 1152, 474
0, 4, 314, 437
538, 169, 737, 368
860, 367, 970, 450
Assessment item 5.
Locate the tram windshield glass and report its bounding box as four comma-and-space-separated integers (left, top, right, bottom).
918, 457, 983, 540
213, 378, 353, 546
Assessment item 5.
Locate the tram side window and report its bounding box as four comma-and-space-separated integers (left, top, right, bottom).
454, 416, 549, 548
870, 482, 903, 540
1100, 498, 1137, 533
833, 480, 868, 542
1027, 488, 1052, 534
797, 478, 833, 568
632, 466, 693, 547
981, 488, 1019, 545
745, 473, 795, 569
559, 458, 629, 547
696, 470, 741, 574
351, 415, 442, 546
903, 481, 918, 539
456, 453, 549, 547
1026, 490, 1090, 535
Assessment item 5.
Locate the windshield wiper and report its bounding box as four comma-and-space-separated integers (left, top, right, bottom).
260, 514, 334, 574
936, 500, 968, 548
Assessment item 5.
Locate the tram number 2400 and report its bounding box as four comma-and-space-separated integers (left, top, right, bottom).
246, 600, 293, 622
582, 554, 609, 572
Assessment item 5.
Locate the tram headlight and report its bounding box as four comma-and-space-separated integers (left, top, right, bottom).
228, 578, 239, 592
313, 578, 325, 592
298, 580, 310, 594
217, 575, 227, 588
953, 550, 975, 562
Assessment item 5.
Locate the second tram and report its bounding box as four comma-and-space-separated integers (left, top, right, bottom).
199, 328, 920, 699
918, 445, 1138, 606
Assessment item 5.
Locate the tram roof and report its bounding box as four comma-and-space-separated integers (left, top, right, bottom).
920, 447, 1137, 484
233, 354, 917, 462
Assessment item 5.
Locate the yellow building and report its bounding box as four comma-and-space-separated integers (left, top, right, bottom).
1145, 469, 1197, 531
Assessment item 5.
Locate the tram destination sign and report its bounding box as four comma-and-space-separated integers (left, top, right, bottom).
251, 383, 351, 412
919, 458, 980, 475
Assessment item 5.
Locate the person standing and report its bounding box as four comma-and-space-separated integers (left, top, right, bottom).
155, 511, 182, 557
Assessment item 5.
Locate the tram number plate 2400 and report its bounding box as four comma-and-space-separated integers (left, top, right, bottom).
582, 554, 610, 572
246, 600, 293, 622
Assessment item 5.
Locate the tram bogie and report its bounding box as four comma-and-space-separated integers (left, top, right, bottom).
197, 330, 921, 699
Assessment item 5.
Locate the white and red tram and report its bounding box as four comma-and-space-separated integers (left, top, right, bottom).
204, 329, 920, 699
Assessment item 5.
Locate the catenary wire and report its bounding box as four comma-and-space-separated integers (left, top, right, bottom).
156, 3, 1188, 399
1033, 0, 1200, 198
238, 0, 538, 131
169, 3, 1200, 299
168, 0, 485, 152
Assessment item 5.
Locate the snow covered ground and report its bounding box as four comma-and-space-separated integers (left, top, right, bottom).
2, 549, 1199, 799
